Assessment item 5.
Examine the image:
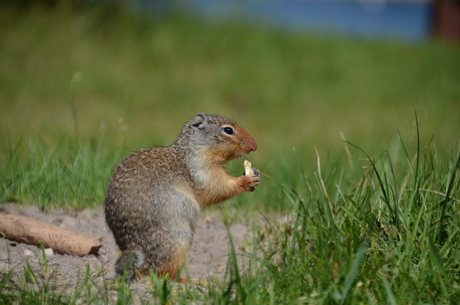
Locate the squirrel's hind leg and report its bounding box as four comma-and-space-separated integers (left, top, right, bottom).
155, 242, 190, 281
115, 249, 145, 280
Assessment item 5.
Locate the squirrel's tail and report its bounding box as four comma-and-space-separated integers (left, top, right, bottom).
115, 249, 145, 280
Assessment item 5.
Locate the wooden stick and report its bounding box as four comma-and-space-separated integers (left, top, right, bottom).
0, 213, 102, 256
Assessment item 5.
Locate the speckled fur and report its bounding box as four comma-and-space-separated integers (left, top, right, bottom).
105, 113, 259, 280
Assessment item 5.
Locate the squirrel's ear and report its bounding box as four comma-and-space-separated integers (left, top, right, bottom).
190, 113, 208, 130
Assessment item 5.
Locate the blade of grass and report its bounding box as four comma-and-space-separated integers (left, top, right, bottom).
314, 147, 335, 221
414, 111, 420, 195
428, 238, 448, 277
345, 141, 398, 227
381, 276, 398, 305
385, 150, 401, 230
339, 240, 367, 305
438, 156, 460, 244
224, 220, 247, 303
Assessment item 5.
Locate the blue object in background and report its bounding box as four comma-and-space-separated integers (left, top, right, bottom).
135, 0, 434, 42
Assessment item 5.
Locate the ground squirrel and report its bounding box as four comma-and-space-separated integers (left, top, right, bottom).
105, 113, 260, 281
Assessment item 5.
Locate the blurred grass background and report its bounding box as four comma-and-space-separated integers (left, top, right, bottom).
1, 3, 460, 303
1, 2, 459, 208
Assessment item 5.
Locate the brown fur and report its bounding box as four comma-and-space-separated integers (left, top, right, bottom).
105, 113, 259, 281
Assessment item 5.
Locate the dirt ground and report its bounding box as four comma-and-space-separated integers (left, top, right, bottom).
0, 203, 252, 293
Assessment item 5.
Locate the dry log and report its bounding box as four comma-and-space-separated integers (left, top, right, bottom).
0, 213, 102, 256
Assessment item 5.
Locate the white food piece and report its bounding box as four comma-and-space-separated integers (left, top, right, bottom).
244, 159, 253, 176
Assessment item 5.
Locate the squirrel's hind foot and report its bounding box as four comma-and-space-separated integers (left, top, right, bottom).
115, 249, 145, 280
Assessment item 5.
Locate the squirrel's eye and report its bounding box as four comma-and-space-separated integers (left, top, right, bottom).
223, 127, 234, 135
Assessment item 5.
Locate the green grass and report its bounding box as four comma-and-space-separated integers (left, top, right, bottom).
1, 133, 118, 210
1, 138, 460, 303
1, 2, 460, 304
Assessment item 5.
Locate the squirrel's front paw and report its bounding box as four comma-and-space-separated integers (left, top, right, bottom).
239, 167, 260, 192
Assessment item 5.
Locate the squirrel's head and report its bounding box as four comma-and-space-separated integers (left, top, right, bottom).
178, 113, 257, 161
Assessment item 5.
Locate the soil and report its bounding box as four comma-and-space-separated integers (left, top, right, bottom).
0, 203, 252, 294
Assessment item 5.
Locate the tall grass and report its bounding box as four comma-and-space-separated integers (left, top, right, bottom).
222, 133, 460, 304
1, 134, 120, 209
1, 133, 459, 304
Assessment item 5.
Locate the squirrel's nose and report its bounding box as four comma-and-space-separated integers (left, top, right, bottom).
247, 137, 257, 152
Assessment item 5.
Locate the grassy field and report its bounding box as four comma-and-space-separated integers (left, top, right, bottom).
1, 2, 460, 304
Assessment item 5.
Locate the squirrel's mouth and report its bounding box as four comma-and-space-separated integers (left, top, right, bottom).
237, 150, 253, 160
